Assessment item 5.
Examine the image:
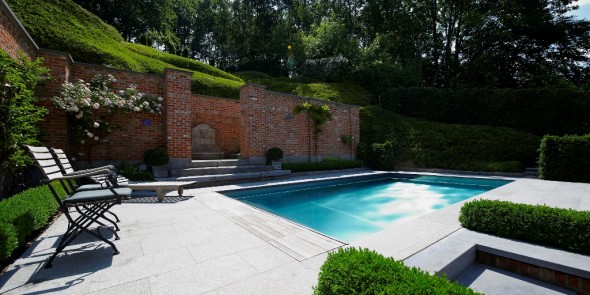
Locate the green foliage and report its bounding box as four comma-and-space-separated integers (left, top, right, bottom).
301, 55, 352, 82
339, 134, 353, 146
235, 71, 371, 106
294, 102, 332, 136
118, 164, 154, 181
265, 147, 284, 162
143, 147, 169, 167
0, 50, 49, 196
0, 222, 18, 261
0, 182, 68, 260
383, 87, 590, 136
283, 158, 364, 172
460, 200, 590, 254
123, 43, 242, 82
314, 247, 479, 295
538, 134, 590, 182
6, 0, 244, 98
360, 106, 540, 172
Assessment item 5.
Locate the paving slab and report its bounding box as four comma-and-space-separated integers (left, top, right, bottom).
1, 171, 589, 294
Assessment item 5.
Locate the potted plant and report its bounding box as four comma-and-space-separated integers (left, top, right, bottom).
266, 147, 283, 170
143, 147, 170, 178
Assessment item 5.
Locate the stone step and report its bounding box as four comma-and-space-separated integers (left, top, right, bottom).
178, 166, 274, 177
189, 159, 249, 168
157, 170, 291, 187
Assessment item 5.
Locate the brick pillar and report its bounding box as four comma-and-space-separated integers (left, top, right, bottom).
164, 68, 192, 169
37, 49, 71, 149
239, 83, 267, 164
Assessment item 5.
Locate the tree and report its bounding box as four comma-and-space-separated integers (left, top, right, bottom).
0, 51, 49, 197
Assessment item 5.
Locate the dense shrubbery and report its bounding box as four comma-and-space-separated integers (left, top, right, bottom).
235, 72, 371, 106
6, 0, 244, 99
460, 200, 590, 254
359, 106, 540, 172
538, 134, 590, 182
0, 182, 68, 261
0, 50, 49, 196
283, 158, 364, 172
118, 164, 153, 181
383, 87, 590, 136
301, 55, 352, 82
314, 247, 479, 295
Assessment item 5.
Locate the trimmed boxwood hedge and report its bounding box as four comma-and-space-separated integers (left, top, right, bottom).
0, 182, 68, 261
384, 87, 590, 136
459, 199, 590, 254
359, 106, 540, 172
314, 247, 479, 295
538, 134, 590, 182
282, 158, 364, 172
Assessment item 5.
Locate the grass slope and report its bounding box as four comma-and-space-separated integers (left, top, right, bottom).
235, 71, 372, 106
6, 0, 244, 98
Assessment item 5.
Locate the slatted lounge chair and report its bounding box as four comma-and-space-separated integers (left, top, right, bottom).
49, 148, 128, 227
25, 145, 131, 268
50, 148, 128, 189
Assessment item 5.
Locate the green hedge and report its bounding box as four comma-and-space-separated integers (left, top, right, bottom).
283, 158, 364, 172
235, 71, 371, 106
459, 200, 590, 254
0, 182, 68, 261
384, 87, 590, 136
359, 106, 540, 172
6, 0, 244, 99
314, 247, 479, 295
539, 134, 590, 182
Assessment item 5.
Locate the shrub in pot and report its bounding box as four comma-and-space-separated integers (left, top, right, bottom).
143, 147, 170, 178
266, 147, 283, 169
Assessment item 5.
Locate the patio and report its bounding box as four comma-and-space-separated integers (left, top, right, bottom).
1, 171, 589, 294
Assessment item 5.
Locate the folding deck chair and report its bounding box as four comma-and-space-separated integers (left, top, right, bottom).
50, 148, 129, 225
26, 145, 132, 268
50, 148, 128, 189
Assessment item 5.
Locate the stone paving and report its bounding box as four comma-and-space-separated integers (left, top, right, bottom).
0, 172, 589, 294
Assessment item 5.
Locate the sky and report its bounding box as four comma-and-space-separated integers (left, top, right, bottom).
572, 0, 590, 19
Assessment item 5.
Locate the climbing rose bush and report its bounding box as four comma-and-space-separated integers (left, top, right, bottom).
53, 74, 163, 145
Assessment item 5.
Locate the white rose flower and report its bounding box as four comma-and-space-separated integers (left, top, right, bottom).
157, 96, 164, 101
94, 122, 100, 128
93, 103, 100, 109
133, 106, 140, 112
87, 132, 93, 138
94, 136, 99, 141
80, 140, 85, 144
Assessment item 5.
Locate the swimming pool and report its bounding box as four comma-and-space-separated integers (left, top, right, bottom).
223, 174, 511, 242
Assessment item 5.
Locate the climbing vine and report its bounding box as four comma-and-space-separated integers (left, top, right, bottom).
294, 101, 332, 159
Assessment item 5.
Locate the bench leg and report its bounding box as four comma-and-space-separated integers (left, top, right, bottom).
156, 188, 164, 202
178, 186, 183, 196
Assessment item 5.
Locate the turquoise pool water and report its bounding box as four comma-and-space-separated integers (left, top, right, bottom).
223, 174, 510, 242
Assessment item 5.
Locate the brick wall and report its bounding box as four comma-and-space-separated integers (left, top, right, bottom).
0, 1, 37, 59
240, 83, 360, 164
192, 95, 240, 155
1, 1, 361, 166
37, 50, 167, 162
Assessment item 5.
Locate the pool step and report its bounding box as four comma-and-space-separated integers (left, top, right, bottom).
178, 166, 275, 177
159, 170, 291, 187
189, 159, 248, 168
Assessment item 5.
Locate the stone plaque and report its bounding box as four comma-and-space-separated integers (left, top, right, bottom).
192, 124, 216, 147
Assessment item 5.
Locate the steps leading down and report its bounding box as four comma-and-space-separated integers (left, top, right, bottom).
164, 159, 290, 187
